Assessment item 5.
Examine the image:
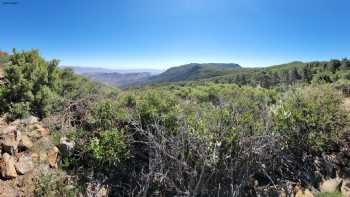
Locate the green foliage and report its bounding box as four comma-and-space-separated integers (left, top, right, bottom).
93, 100, 119, 130
272, 84, 347, 151
137, 91, 181, 130
34, 174, 80, 197
0, 49, 97, 120
317, 192, 342, 197
88, 129, 129, 166
7, 101, 31, 120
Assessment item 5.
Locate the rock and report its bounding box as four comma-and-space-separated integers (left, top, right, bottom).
27, 129, 41, 139
20, 116, 38, 125
0, 128, 21, 155
31, 152, 39, 163
39, 151, 48, 162
18, 134, 33, 150
319, 177, 341, 193
9, 119, 20, 126
0, 126, 16, 135
15, 154, 34, 175
0, 153, 17, 179
38, 127, 49, 137
47, 146, 59, 168
29, 124, 49, 137
0, 182, 19, 197
0, 117, 7, 128
59, 137, 75, 157
294, 186, 315, 197
341, 178, 350, 197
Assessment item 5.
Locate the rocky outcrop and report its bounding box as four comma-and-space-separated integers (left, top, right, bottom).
0, 126, 21, 155
319, 177, 341, 193
18, 134, 33, 150
0, 116, 60, 196
1, 153, 17, 179
47, 146, 59, 169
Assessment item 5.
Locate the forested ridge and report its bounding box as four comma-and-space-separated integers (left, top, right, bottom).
0, 49, 350, 196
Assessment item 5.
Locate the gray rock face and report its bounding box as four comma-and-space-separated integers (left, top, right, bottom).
15, 154, 34, 175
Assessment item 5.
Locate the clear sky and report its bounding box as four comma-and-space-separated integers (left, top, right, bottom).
1, 0, 350, 69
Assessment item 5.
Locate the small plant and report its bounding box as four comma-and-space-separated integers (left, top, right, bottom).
34, 174, 80, 197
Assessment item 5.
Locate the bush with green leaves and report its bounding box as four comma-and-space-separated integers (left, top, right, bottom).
272, 84, 347, 151
88, 129, 129, 167
0, 49, 97, 120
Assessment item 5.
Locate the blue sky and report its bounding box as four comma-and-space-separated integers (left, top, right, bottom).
1, 0, 350, 69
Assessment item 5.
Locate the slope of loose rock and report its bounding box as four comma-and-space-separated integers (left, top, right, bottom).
0, 116, 59, 196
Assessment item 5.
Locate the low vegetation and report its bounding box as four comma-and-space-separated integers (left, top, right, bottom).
0, 49, 350, 196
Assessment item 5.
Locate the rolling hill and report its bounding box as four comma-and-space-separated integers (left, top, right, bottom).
146, 63, 241, 83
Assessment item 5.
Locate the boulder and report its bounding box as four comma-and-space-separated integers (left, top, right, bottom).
319, 177, 341, 193
294, 186, 315, 197
47, 146, 59, 168
28, 124, 49, 138
0, 153, 17, 179
341, 178, 350, 197
59, 137, 75, 157
0, 182, 19, 197
20, 116, 38, 125
0, 126, 16, 135
0, 128, 21, 155
18, 134, 33, 150
15, 154, 34, 175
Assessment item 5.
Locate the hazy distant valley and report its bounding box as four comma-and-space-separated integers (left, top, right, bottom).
67, 63, 242, 88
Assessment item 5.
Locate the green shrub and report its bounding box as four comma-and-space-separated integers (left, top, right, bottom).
272, 84, 347, 151
89, 129, 129, 167
7, 101, 31, 120
34, 174, 80, 197
1, 49, 98, 120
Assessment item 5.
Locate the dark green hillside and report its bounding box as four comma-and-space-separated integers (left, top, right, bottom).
148, 63, 241, 83
209, 59, 350, 88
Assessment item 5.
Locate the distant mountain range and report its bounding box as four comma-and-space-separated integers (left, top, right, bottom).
85, 72, 152, 88
64, 63, 242, 88
62, 66, 163, 75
